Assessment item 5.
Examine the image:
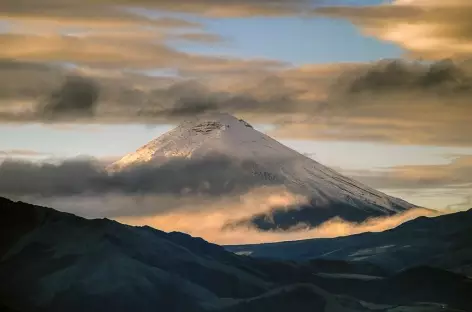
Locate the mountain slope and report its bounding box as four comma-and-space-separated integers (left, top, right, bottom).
227, 208, 472, 276
109, 113, 417, 229
0, 197, 269, 312
0, 197, 470, 312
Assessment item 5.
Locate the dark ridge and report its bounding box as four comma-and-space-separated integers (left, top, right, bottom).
238, 119, 253, 128
0, 197, 51, 258
371, 266, 472, 310
2, 197, 472, 311
217, 284, 327, 312
304, 259, 388, 277
166, 231, 229, 258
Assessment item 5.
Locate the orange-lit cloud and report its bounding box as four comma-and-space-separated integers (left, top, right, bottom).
116, 187, 437, 245
315, 0, 472, 59
11, 183, 432, 245
15, 186, 440, 245
0, 34, 228, 69
2, 0, 316, 19
2, 0, 472, 147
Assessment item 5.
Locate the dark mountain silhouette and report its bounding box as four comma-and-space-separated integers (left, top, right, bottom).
1, 197, 470, 312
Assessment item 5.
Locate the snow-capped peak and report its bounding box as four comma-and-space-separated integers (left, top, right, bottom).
108, 113, 293, 171
108, 113, 416, 220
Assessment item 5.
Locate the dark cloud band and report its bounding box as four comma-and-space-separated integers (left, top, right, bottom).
0, 156, 281, 198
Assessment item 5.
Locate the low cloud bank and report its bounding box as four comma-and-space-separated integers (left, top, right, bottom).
0, 156, 282, 202
0, 157, 448, 245
7, 181, 442, 245
117, 193, 439, 245
19, 186, 440, 245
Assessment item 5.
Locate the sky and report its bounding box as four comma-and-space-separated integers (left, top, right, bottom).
1, 0, 472, 228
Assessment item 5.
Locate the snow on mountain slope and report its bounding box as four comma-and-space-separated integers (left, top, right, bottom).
108, 113, 417, 226
108, 113, 296, 169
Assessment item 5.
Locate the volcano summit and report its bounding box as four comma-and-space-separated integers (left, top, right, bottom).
109, 113, 417, 230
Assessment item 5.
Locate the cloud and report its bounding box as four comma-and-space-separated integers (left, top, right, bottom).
117, 199, 437, 245
0, 31, 287, 72
0, 150, 51, 158
446, 196, 472, 211
2, 0, 471, 150
338, 155, 472, 213
269, 59, 472, 147
0, 153, 448, 245
0, 156, 285, 202
315, 0, 472, 59
0, 1, 220, 68
0, 0, 259, 73
2, 58, 472, 148
2, 10, 201, 32
8, 179, 437, 245
345, 155, 472, 190
0, 59, 308, 123
0, 0, 316, 67
4, 0, 471, 149
171, 33, 226, 44
38, 75, 99, 120
334, 59, 472, 94
2, 0, 319, 19
0, 34, 195, 69
0, 59, 64, 100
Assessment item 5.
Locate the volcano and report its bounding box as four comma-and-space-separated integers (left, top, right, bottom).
109, 113, 417, 230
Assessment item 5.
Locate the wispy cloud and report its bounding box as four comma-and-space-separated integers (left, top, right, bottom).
447, 196, 472, 211
0, 156, 285, 201
2, 0, 472, 149
345, 155, 472, 190
339, 155, 472, 212
315, 0, 472, 59
1, 0, 320, 19
0, 149, 50, 157
2, 58, 472, 147
0, 33, 256, 69
269, 59, 472, 147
